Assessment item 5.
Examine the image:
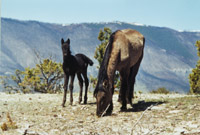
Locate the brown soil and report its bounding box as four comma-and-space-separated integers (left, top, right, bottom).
0, 93, 200, 135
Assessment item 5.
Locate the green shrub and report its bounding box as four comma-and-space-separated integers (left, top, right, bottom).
189, 40, 200, 94
150, 87, 170, 94
0, 58, 63, 94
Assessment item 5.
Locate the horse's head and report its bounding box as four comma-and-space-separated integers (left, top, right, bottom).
61, 38, 71, 57
94, 79, 112, 117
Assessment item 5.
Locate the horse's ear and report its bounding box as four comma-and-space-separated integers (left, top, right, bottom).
61, 38, 64, 44
67, 38, 70, 44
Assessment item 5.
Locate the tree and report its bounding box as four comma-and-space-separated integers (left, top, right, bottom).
189, 40, 200, 94
90, 75, 98, 89
0, 54, 64, 93
19, 59, 63, 93
92, 27, 120, 89
94, 27, 112, 67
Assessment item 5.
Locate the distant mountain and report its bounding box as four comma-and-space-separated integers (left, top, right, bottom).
1, 18, 200, 93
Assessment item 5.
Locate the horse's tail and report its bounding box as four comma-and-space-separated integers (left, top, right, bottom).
83, 55, 94, 66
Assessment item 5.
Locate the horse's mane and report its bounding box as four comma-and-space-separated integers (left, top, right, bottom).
94, 30, 119, 94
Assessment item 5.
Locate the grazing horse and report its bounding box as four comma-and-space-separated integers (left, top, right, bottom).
61, 38, 93, 107
94, 29, 145, 116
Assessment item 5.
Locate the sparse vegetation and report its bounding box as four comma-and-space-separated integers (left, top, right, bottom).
150, 87, 170, 94
0, 53, 64, 93
0, 93, 199, 134
89, 75, 97, 89
189, 40, 200, 94
1, 113, 18, 131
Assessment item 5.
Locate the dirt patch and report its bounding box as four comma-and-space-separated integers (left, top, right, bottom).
0, 93, 200, 135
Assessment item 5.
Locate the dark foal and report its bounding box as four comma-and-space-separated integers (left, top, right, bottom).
61, 38, 93, 107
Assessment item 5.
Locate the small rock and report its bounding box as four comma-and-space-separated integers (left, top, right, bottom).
53, 114, 58, 117
169, 110, 181, 114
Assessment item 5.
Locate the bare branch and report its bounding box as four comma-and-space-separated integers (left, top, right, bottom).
101, 104, 110, 117
132, 103, 158, 128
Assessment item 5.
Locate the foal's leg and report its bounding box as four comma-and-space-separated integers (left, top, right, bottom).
69, 74, 75, 105
62, 74, 69, 107
82, 72, 89, 104
77, 73, 83, 104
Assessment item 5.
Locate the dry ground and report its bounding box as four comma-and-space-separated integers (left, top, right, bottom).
0, 92, 200, 135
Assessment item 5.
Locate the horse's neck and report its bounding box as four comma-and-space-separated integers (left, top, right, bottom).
63, 55, 73, 64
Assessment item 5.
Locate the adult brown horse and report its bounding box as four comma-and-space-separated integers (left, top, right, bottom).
94, 29, 145, 117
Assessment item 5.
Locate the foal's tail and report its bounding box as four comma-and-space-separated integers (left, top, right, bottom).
83, 55, 94, 66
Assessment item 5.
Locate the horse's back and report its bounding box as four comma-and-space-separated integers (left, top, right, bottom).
75, 54, 93, 69
121, 29, 144, 47
112, 29, 144, 70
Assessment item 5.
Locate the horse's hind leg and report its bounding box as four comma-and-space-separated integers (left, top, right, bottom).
69, 74, 75, 105
127, 70, 134, 107
82, 72, 89, 104
119, 70, 129, 111
77, 73, 83, 104
62, 74, 69, 107
128, 53, 143, 107
118, 76, 123, 103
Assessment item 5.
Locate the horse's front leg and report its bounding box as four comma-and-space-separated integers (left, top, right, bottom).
106, 85, 114, 115
69, 74, 75, 105
62, 74, 69, 107
106, 99, 113, 115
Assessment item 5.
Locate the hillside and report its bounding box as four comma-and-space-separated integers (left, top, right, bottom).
1, 18, 200, 92
0, 93, 200, 135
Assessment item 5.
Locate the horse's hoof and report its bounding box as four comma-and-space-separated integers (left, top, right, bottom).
62, 103, 65, 107
84, 97, 87, 104
79, 99, 82, 104
118, 100, 122, 104
106, 110, 112, 116
120, 106, 127, 112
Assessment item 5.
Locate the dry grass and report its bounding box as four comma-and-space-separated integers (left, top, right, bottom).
0, 92, 200, 135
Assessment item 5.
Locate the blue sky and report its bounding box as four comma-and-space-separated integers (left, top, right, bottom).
1, 0, 200, 31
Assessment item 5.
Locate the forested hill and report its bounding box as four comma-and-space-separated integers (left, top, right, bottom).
1, 18, 200, 92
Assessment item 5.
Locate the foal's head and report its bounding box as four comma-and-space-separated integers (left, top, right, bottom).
61, 38, 71, 57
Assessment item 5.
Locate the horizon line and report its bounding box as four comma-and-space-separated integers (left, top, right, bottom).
2, 17, 200, 32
